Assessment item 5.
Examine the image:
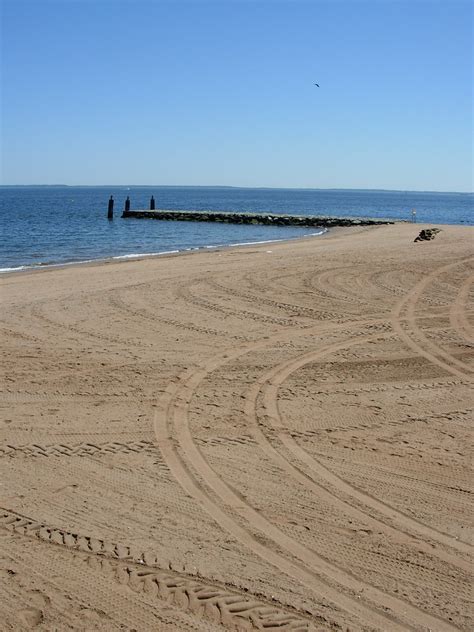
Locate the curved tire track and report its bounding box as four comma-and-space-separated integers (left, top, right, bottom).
243, 336, 472, 567
449, 273, 474, 345
153, 326, 460, 632
391, 259, 474, 378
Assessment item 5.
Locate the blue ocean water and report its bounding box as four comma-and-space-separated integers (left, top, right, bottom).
1, 186, 472, 272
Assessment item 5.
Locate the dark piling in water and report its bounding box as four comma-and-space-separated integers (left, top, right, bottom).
107, 196, 114, 220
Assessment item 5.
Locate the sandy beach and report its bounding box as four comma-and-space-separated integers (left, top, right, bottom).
0, 223, 472, 631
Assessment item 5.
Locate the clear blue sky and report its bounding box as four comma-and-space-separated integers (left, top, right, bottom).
1, 0, 472, 191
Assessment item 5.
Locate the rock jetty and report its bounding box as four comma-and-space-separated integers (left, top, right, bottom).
122, 209, 395, 227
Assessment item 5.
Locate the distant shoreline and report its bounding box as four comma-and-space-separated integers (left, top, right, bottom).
1, 184, 472, 195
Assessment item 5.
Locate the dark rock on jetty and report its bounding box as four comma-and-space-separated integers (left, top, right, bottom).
414, 228, 442, 242
122, 209, 395, 228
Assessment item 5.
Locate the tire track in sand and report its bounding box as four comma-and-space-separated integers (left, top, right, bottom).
108, 289, 250, 341
27, 299, 153, 350
175, 279, 303, 327
449, 273, 474, 345
247, 335, 472, 565
0, 439, 157, 460
391, 259, 474, 378
153, 323, 460, 632
1, 508, 316, 631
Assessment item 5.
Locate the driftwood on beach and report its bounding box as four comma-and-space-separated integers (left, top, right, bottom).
122, 209, 396, 227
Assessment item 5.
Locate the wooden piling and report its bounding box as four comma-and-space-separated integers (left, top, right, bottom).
107, 196, 114, 220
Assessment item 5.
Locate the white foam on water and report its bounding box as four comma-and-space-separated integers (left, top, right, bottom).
0, 229, 327, 274
0, 250, 182, 273
0, 266, 28, 273
0, 259, 97, 273
112, 250, 180, 260
227, 228, 326, 247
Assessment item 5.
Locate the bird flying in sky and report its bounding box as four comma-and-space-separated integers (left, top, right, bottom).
314, 83, 320, 87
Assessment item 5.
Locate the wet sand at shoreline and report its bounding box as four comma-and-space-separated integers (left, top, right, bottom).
1, 223, 472, 631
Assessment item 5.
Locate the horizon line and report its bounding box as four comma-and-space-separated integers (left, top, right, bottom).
0, 184, 472, 195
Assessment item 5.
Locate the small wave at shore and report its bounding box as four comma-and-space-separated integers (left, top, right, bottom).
0, 229, 327, 274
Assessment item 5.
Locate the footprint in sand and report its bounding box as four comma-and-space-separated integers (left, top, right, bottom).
16, 590, 50, 627
27, 590, 51, 609
18, 608, 44, 627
